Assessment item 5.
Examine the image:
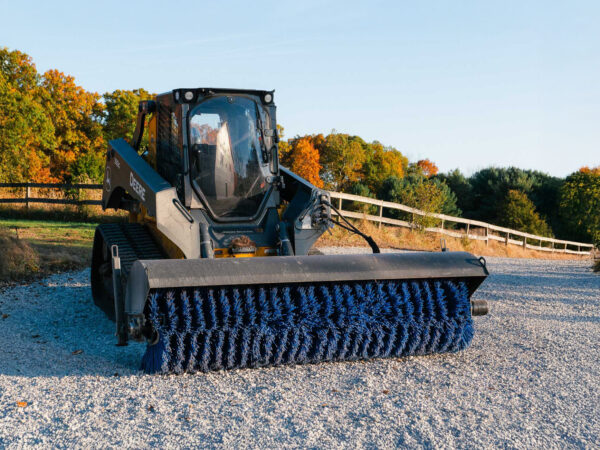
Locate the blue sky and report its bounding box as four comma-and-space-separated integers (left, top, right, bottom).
2, 0, 599, 176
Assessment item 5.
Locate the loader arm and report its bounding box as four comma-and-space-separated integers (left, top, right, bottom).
102, 138, 200, 259
279, 166, 331, 255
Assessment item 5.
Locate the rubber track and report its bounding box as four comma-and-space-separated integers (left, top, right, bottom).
97, 223, 165, 280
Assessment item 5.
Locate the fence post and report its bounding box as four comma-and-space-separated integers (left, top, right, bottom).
522, 237, 527, 249
25, 183, 30, 210
378, 202, 383, 229
551, 242, 554, 253
338, 197, 342, 210
466, 223, 470, 238
485, 226, 489, 246
505, 232, 509, 246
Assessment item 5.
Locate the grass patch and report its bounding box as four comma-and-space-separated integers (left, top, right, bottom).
0, 218, 122, 284
0, 228, 40, 282
0, 204, 124, 223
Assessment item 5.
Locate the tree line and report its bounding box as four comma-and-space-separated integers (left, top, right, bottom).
0, 48, 151, 184
1, 48, 598, 246
279, 131, 599, 246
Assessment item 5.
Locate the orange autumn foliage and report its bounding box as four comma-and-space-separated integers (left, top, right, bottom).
579, 166, 600, 176
289, 137, 323, 188
40, 69, 105, 181
416, 159, 439, 177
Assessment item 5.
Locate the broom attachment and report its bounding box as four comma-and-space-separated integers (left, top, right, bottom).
124, 251, 488, 374
140, 278, 474, 374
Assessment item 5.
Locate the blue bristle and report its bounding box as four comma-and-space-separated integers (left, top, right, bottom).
287, 328, 302, 364
382, 324, 397, 357
257, 288, 269, 326
199, 332, 212, 372
239, 328, 251, 368
173, 290, 192, 373
219, 289, 231, 328
273, 328, 289, 366
263, 332, 275, 366
296, 327, 311, 362
314, 328, 328, 361
400, 283, 413, 320
326, 328, 340, 361
269, 288, 283, 323
141, 279, 475, 374
226, 330, 237, 369
251, 328, 262, 366
207, 290, 218, 329
212, 330, 224, 370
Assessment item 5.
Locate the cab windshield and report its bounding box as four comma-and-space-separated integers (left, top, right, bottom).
189, 96, 270, 219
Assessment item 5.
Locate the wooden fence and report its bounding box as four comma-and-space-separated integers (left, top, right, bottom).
329, 191, 596, 256
0, 182, 595, 256
0, 182, 102, 206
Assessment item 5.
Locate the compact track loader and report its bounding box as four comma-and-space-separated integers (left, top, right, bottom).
91, 88, 489, 373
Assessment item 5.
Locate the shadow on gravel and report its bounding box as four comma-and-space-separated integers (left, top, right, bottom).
529, 313, 600, 324
488, 270, 597, 289
0, 273, 145, 378
477, 267, 600, 307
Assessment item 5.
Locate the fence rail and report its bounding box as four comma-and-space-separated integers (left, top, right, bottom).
328, 191, 596, 256
0, 182, 595, 255
0, 182, 103, 207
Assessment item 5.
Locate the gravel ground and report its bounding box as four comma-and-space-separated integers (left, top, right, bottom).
0, 248, 598, 448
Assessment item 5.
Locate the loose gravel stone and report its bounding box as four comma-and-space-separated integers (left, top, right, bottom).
0, 249, 598, 448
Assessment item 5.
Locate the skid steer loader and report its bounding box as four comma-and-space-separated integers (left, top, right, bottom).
91, 88, 488, 374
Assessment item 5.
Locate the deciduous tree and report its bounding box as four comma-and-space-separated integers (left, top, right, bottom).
0, 49, 56, 182
378, 174, 458, 228
40, 69, 105, 181
559, 170, 600, 244
416, 159, 439, 177
103, 88, 154, 147
499, 190, 553, 237
361, 142, 407, 192
289, 137, 323, 187
318, 133, 366, 190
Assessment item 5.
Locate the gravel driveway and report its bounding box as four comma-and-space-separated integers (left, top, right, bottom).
0, 249, 598, 448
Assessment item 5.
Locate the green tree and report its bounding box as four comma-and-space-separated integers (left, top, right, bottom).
103, 88, 154, 147
276, 124, 294, 167
434, 169, 473, 214
0, 49, 56, 182
318, 133, 366, 190
500, 190, 553, 237
345, 182, 378, 215
0, 48, 39, 92
431, 177, 461, 216
466, 167, 562, 231
40, 69, 105, 181
379, 174, 457, 228
558, 170, 600, 244
361, 142, 408, 192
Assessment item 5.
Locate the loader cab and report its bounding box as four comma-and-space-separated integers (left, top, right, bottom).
153, 88, 278, 222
